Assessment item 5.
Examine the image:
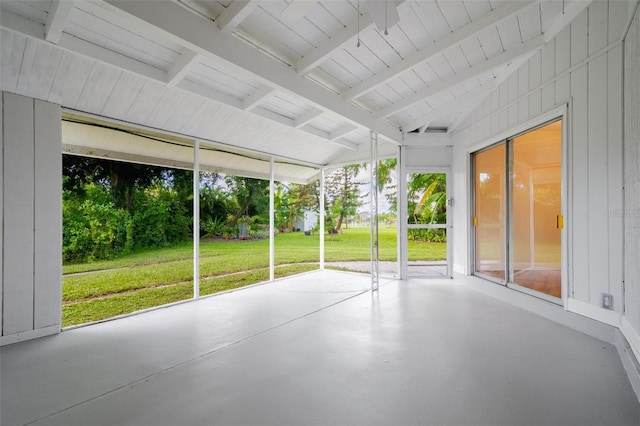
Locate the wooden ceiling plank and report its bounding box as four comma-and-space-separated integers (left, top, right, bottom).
103, 0, 402, 143
242, 84, 275, 111
402, 81, 497, 133
294, 108, 323, 128
375, 34, 544, 119
167, 50, 200, 87
216, 0, 259, 33
343, 0, 535, 101
295, 11, 374, 76
45, 0, 75, 44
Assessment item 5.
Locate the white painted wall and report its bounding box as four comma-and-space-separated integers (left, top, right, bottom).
1, 91, 62, 345
623, 3, 640, 360
451, 1, 632, 318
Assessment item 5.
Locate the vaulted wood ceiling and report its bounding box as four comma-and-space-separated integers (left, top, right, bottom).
0, 0, 589, 181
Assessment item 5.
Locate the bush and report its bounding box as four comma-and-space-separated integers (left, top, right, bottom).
63, 185, 130, 262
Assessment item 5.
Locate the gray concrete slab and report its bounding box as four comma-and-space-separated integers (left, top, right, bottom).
2, 271, 639, 426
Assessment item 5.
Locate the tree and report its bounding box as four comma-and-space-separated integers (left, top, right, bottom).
324, 165, 363, 233
62, 155, 167, 209
224, 176, 269, 226
274, 182, 320, 232
375, 158, 398, 213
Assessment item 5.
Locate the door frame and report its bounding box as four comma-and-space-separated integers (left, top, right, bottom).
400, 167, 452, 279
466, 106, 569, 307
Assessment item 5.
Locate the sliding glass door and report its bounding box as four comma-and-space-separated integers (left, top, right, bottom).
473, 145, 506, 282
472, 119, 563, 301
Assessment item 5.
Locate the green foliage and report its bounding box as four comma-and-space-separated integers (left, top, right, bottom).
63, 184, 131, 262
324, 165, 363, 233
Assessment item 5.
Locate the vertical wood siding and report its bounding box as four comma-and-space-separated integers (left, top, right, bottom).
1, 92, 61, 340
452, 1, 630, 312
624, 4, 640, 338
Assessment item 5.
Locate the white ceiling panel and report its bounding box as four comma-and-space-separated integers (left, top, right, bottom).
437, 0, 472, 32
0, 0, 581, 179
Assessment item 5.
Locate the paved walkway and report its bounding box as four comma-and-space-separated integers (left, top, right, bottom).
325, 261, 449, 277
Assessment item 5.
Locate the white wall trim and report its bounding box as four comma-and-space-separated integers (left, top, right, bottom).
0, 325, 59, 346
567, 298, 621, 328
622, 316, 640, 363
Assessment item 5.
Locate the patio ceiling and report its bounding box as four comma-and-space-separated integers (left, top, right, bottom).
0, 0, 589, 182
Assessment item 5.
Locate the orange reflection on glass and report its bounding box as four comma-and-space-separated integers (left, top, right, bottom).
510, 120, 562, 298
474, 144, 506, 280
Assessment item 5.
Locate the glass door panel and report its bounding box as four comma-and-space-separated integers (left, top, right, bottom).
407, 172, 448, 278
473, 145, 506, 281
510, 120, 562, 298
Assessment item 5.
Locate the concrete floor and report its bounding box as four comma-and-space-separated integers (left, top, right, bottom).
1, 270, 639, 426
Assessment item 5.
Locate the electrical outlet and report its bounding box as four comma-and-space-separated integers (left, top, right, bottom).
601, 293, 613, 310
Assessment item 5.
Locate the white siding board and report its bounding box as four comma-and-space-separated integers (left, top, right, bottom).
75, 64, 122, 113
507, 103, 517, 127
588, 0, 608, 55
2, 93, 34, 335
570, 66, 589, 301
24, 43, 63, 101
182, 101, 223, 136
33, 100, 61, 329
608, 0, 629, 42
541, 39, 556, 84
529, 88, 541, 116
587, 54, 609, 305
144, 89, 188, 129
529, 50, 541, 89
0, 30, 26, 93
518, 65, 529, 97
508, 73, 518, 103
571, 9, 589, 66
0, 92, 3, 334
15, 38, 39, 95
607, 45, 623, 310
518, 98, 528, 123
124, 80, 167, 125
164, 93, 206, 133
59, 56, 94, 108
555, 74, 570, 104
100, 72, 146, 119
623, 6, 640, 332
555, 26, 571, 75
541, 82, 555, 111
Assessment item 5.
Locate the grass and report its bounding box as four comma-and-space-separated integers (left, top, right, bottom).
62, 226, 446, 327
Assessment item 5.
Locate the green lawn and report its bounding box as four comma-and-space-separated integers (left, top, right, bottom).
62, 226, 446, 327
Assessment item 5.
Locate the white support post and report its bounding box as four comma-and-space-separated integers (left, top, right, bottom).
398, 145, 408, 280
269, 156, 275, 281
370, 131, 379, 292
193, 140, 200, 299
320, 167, 325, 270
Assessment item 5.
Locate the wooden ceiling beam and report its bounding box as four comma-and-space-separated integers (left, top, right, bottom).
343, 1, 536, 101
